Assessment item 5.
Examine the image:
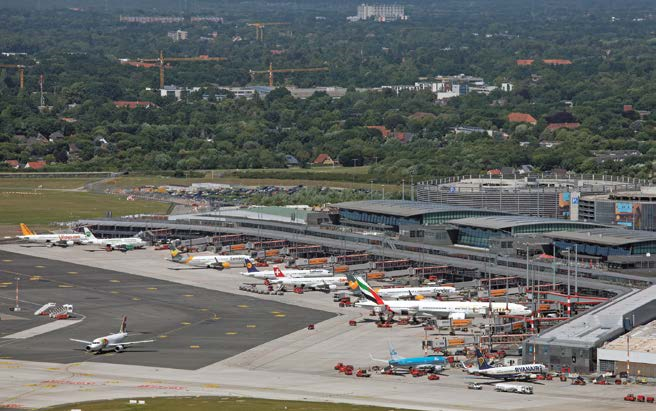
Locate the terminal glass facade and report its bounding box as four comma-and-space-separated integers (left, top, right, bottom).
554, 240, 656, 257
457, 226, 510, 248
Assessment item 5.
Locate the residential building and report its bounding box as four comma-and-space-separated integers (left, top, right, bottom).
543, 59, 572, 65
313, 153, 336, 166
167, 30, 188, 41
501, 82, 513, 92
4, 160, 20, 169
351, 4, 407, 21
516, 59, 534, 66
119, 16, 184, 24
25, 160, 46, 170
285, 155, 300, 167
592, 150, 642, 164
546, 123, 580, 132
508, 112, 537, 125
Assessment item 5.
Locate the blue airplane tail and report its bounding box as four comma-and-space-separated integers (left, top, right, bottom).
389, 342, 403, 361
245, 259, 258, 272
474, 347, 492, 370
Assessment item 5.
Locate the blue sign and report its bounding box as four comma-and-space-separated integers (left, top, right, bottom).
617, 202, 633, 213
572, 196, 579, 204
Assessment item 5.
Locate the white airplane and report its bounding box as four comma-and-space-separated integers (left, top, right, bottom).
70, 316, 154, 353
83, 227, 146, 250
375, 284, 457, 300
352, 276, 531, 320
17, 223, 87, 246
241, 259, 330, 278
267, 266, 348, 292
170, 245, 250, 269
468, 347, 547, 380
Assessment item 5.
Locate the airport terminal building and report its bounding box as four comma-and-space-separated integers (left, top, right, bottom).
416, 174, 642, 219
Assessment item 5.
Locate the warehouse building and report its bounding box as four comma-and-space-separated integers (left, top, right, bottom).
523, 285, 656, 374
416, 174, 642, 219
597, 320, 656, 377
333, 200, 506, 230
449, 216, 605, 248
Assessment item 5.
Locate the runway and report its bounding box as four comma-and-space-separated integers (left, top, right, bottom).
0, 250, 334, 369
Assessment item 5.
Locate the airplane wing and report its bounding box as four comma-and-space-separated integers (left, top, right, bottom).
70, 338, 92, 344
369, 353, 390, 364
108, 339, 154, 347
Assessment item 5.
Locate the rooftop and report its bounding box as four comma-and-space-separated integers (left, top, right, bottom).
544, 228, 656, 247
532, 285, 656, 348
602, 319, 656, 352
333, 200, 499, 218
448, 215, 605, 231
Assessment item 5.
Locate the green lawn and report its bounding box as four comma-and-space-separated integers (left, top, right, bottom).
0, 177, 102, 190
45, 397, 413, 411
0, 190, 169, 226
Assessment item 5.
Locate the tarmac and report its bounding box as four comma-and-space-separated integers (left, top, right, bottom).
0, 244, 651, 410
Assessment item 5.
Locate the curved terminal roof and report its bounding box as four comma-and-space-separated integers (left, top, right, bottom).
449, 215, 607, 231
544, 228, 656, 247
333, 200, 505, 218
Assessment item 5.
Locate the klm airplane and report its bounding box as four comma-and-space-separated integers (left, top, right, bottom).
371, 343, 447, 372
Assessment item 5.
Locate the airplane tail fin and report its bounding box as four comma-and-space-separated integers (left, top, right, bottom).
245, 259, 259, 273
170, 244, 184, 261
273, 266, 286, 278
388, 342, 403, 361
346, 273, 359, 291
83, 227, 97, 240
20, 223, 35, 236
474, 347, 492, 370
354, 276, 385, 306
119, 316, 127, 333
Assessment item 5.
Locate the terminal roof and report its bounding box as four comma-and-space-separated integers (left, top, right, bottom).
448, 215, 604, 230
332, 200, 496, 218
544, 228, 656, 247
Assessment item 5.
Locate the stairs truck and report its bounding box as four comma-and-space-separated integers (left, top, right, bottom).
494, 383, 533, 394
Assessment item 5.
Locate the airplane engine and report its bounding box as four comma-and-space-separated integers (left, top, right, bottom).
328, 284, 337, 291
66, 240, 74, 246
114, 345, 125, 353
222, 262, 231, 269
85, 345, 93, 352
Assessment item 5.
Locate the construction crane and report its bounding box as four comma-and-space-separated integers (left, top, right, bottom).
0, 64, 25, 89
124, 51, 227, 89
246, 22, 289, 41
250, 63, 329, 87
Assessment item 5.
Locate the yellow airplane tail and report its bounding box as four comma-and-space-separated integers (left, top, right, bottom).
20, 223, 35, 236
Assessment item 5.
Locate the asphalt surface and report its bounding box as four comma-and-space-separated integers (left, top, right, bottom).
0, 250, 334, 369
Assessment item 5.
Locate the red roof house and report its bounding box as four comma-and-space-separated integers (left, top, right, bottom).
25, 160, 46, 170
516, 59, 535, 66
313, 153, 336, 166
367, 125, 391, 138
4, 160, 20, 169
546, 123, 580, 131
508, 112, 537, 125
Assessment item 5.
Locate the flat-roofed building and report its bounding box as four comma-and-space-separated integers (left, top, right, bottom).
597, 320, 656, 377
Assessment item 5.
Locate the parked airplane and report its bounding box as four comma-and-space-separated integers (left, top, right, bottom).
467, 347, 547, 380
352, 276, 531, 320
267, 266, 348, 292
83, 227, 146, 250
370, 342, 447, 372
170, 245, 250, 269
374, 284, 457, 300
241, 259, 330, 279
70, 316, 153, 353
17, 223, 87, 246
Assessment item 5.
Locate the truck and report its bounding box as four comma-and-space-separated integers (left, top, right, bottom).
494, 383, 533, 395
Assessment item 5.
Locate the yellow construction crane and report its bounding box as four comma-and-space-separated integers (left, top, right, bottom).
125, 51, 227, 89
246, 22, 289, 41
0, 64, 25, 89
250, 63, 329, 87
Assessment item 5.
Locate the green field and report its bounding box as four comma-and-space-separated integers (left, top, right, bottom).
0, 177, 102, 190
0, 190, 169, 227
45, 397, 413, 411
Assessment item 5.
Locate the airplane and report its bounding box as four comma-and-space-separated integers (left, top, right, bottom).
83, 227, 147, 251
17, 223, 87, 247
241, 259, 331, 279
70, 316, 154, 354
351, 275, 532, 320
467, 347, 547, 380
374, 284, 457, 300
170, 245, 250, 269
370, 342, 447, 373
267, 266, 348, 292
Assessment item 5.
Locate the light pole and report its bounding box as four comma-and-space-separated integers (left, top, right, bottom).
566, 247, 571, 296
370, 180, 374, 199
574, 244, 578, 295
14, 276, 21, 312
402, 179, 405, 201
